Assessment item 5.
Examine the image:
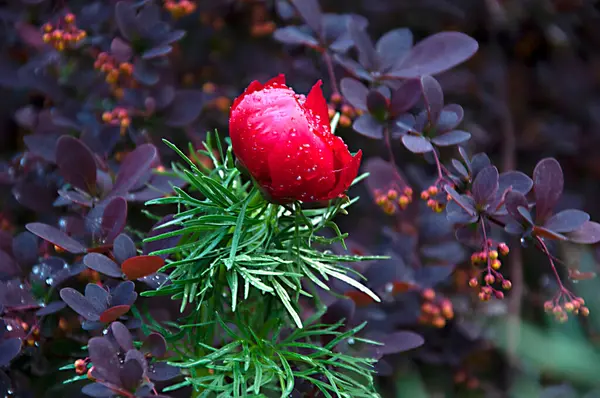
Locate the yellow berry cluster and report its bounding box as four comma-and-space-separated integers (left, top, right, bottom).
374, 186, 413, 215
420, 185, 446, 213
418, 288, 454, 328
544, 296, 589, 323
102, 107, 131, 135
164, 0, 197, 19
468, 242, 512, 301
42, 14, 86, 51
328, 93, 362, 128
94, 52, 135, 99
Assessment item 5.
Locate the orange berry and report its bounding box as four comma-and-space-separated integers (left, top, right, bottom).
564, 302, 574, 312
468, 278, 478, 288
43, 33, 52, 43
434, 202, 445, 213
398, 195, 410, 209
484, 274, 495, 284
404, 187, 413, 197
426, 199, 436, 208
64, 13, 76, 24
339, 115, 352, 127
498, 242, 509, 256
52, 30, 63, 39
422, 288, 436, 301
202, 82, 216, 94
42, 23, 53, 33
341, 104, 354, 117
432, 316, 446, 328
489, 250, 498, 260
386, 189, 398, 200
581, 306, 590, 316
58, 317, 69, 331
120, 118, 130, 128
102, 112, 113, 122
119, 62, 133, 75
491, 259, 501, 270
502, 280, 512, 290
87, 367, 95, 381
420, 190, 429, 200
428, 186, 438, 195
330, 93, 342, 104
328, 106, 336, 119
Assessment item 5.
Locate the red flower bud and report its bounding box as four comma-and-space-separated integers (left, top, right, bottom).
229, 75, 362, 203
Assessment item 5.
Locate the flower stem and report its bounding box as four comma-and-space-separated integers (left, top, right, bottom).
322, 50, 339, 96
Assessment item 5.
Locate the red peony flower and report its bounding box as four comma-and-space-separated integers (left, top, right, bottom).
229, 74, 362, 203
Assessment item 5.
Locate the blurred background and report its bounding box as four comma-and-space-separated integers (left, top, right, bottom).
2, 0, 600, 397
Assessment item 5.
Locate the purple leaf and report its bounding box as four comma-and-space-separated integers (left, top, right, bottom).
85, 283, 110, 313
88, 337, 121, 385
376, 28, 413, 71
389, 80, 421, 116
35, 301, 66, 316
122, 255, 165, 280
567, 221, 600, 244
55, 135, 97, 193
533, 226, 567, 241
0, 338, 21, 367
110, 281, 137, 307
25, 223, 86, 254
470, 153, 492, 177
83, 253, 123, 278
323, 299, 356, 326
420, 75, 443, 124
471, 165, 499, 205
340, 78, 368, 111
164, 90, 205, 127
142, 46, 172, 60
402, 135, 433, 153
99, 305, 131, 323
371, 331, 424, 355
444, 186, 476, 216
149, 362, 180, 381
133, 58, 160, 86
120, 358, 144, 391
533, 158, 564, 223
290, 0, 322, 34
111, 321, 134, 352
110, 37, 132, 63
111, 144, 158, 197
431, 130, 471, 147
446, 199, 478, 224
0, 250, 19, 279
60, 288, 100, 321
497, 171, 534, 196
366, 90, 388, 115
23, 134, 59, 162
101, 197, 128, 244
142, 333, 167, 358
435, 104, 464, 132
504, 191, 529, 222
389, 32, 479, 78
352, 114, 384, 139
115, 1, 138, 42
57, 190, 94, 207
80, 383, 114, 397
113, 234, 137, 264
517, 206, 534, 225
349, 22, 377, 71
273, 26, 319, 47
544, 210, 590, 233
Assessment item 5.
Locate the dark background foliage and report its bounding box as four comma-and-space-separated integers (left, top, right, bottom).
1, 0, 600, 397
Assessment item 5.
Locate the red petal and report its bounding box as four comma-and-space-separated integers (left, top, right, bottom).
231, 80, 264, 112
321, 148, 362, 201
304, 80, 330, 130
99, 305, 130, 323
264, 74, 286, 88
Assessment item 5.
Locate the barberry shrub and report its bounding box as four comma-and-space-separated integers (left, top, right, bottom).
0, 0, 599, 397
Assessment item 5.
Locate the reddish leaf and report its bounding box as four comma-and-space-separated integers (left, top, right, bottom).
122, 255, 165, 280
344, 291, 375, 307
25, 223, 86, 253
99, 304, 131, 323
